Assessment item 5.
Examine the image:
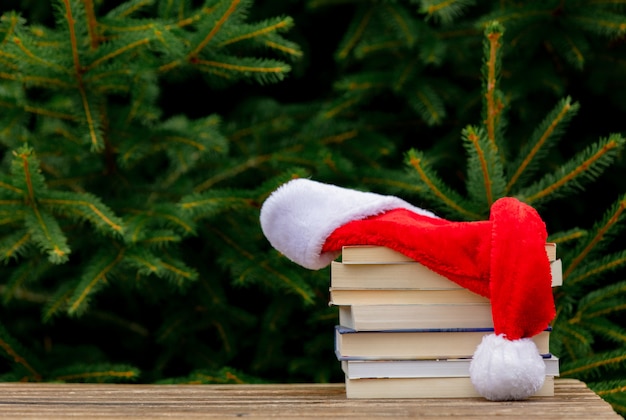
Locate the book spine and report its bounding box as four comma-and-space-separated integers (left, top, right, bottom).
339, 304, 495, 331
330, 259, 563, 289
329, 288, 489, 305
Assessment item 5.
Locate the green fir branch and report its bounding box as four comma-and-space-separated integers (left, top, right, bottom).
575, 280, 626, 320
188, 0, 250, 59
40, 190, 124, 237
194, 56, 291, 85
548, 227, 587, 245
124, 203, 197, 237
60, 0, 106, 151
481, 21, 505, 157
569, 9, 626, 37
550, 30, 590, 70
179, 190, 255, 220
551, 321, 595, 360
506, 96, 580, 192
53, 364, 140, 383
566, 250, 626, 287
217, 16, 295, 48
336, 6, 373, 61
462, 125, 506, 207
156, 254, 199, 286
0, 229, 31, 263
380, 3, 419, 47
24, 208, 71, 264
407, 84, 446, 126
42, 281, 75, 323
516, 134, 626, 207
582, 317, 626, 345
419, 0, 477, 25
66, 248, 125, 316
475, 4, 553, 30
105, 0, 155, 19
405, 149, 481, 219
564, 194, 626, 279
0, 322, 41, 381
263, 36, 302, 59
1, 258, 49, 305
560, 349, 626, 380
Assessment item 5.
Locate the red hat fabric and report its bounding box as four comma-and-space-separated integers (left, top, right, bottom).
260, 178, 556, 400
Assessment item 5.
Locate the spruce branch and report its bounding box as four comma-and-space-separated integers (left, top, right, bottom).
336, 6, 373, 61
462, 125, 505, 207
263, 38, 302, 58
409, 84, 446, 126
564, 194, 626, 279
66, 247, 125, 316
61, 0, 104, 151
582, 318, 626, 346
405, 149, 481, 219
549, 227, 587, 245
569, 10, 626, 38
0, 323, 41, 381
380, 3, 419, 47
106, 0, 154, 19
560, 349, 626, 380
482, 20, 505, 156
124, 203, 197, 236
550, 30, 589, 70
40, 191, 124, 237
194, 56, 291, 85
83, 0, 100, 49
217, 16, 295, 48
516, 134, 626, 206
419, 0, 476, 24
0, 230, 30, 264
42, 281, 74, 323
189, 0, 244, 59
575, 280, 626, 320
1, 259, 48, 304
53, 364, 140, 383
179, 190, 256, 220
566, 250, 626, 287
506, 96, 580, 192
155, 254, 199, 286
551, 321, 594, 360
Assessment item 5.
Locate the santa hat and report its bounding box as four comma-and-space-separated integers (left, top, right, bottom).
260, 178, 555, 401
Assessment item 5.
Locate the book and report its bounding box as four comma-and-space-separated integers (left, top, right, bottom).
334, 326, 552, 359
330, 258, 563, 290
344, 375, 555, 398
338, 303, 495, 331
341, 243, 557, 264
329, 287, 489, 305
340, 355, 560, 379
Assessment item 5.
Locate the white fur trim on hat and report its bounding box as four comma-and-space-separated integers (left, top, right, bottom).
259, 178, 436, 270
469, 334, 546, 401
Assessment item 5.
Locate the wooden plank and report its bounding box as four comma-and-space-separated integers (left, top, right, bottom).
0, 379, 619, 419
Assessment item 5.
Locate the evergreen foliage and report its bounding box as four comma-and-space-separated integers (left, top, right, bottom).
2, 0, 626, 415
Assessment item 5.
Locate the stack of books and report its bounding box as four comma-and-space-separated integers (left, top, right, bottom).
330, 244, 562, 398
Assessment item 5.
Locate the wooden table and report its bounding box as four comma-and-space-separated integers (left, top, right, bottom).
0, 379, 618, 419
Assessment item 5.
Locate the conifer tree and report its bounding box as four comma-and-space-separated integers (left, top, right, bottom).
2, 0, 626, 415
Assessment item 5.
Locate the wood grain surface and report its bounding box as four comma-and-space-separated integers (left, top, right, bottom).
0, 379, 618, 419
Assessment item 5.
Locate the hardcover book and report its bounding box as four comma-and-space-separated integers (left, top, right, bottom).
334, 325, 552, 359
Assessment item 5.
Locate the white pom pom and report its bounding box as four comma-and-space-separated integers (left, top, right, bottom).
469, 333, 546, 401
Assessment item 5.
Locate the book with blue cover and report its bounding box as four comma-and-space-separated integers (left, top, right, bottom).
340, 355, 559, 379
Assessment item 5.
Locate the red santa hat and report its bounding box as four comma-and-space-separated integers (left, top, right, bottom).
260, 178, 556, 401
